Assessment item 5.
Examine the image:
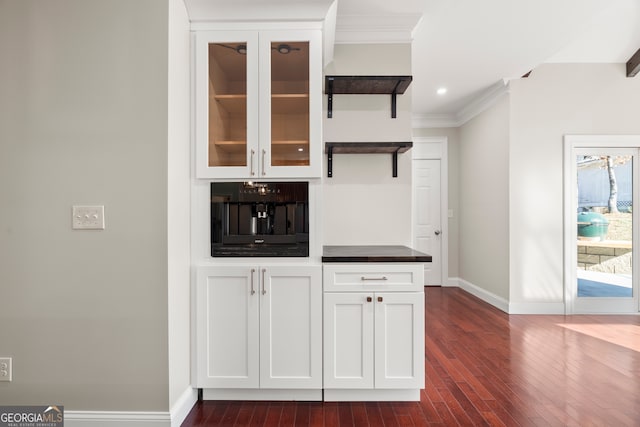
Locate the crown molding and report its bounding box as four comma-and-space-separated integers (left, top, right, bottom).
412, 79, 511, 129
335, 14, 422, 44
411, 113, 459, 129
455, 79, 510, 125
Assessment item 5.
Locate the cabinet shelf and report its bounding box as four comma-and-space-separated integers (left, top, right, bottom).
324, 142, 413, 178
213, 93, 309, 114
324, 75, 412, 119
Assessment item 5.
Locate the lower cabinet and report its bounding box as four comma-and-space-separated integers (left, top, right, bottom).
196, 265, 322, 391
323, 291, 425, 390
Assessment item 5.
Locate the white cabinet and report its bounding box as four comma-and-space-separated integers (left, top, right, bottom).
323, 263, 425, 401
194, 29, 322, 179
196, 265, 322, 390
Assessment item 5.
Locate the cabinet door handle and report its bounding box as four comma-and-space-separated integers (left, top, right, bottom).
261, 149, 266, 176
261, 268, 267, 295
250, 149, 256, 176
250, 268, 256, 295
377, 296, 383, 302
361, 276, 388, 281
366, 296, 372, 302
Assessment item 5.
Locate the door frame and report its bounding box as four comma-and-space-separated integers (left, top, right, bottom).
563, 135, 640, 314
412, 136, 449, 286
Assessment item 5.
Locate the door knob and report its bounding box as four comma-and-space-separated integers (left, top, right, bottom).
435, 230, 441, 236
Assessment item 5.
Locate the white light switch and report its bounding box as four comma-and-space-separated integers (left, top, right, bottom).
72, 205, 105, 230
448, 209, 454, 218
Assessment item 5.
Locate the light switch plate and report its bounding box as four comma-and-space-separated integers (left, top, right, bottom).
72, 205, 105, 230
0, 357, 11, 382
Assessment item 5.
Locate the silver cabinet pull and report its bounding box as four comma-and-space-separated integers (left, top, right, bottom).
261, 149, 266, 176
261, 268, 267, 295
250, 149, 256, 176
250, 268, 256, 295
361, 276, 388, 281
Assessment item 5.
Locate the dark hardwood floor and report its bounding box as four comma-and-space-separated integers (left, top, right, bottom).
182, 287, 640, 426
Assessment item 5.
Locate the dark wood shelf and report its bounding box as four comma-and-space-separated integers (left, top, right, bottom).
322, 245, 432, 263
325, 75, 412, 118
324, 142, 413, 178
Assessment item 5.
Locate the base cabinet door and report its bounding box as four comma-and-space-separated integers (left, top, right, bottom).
196, 267, 259, 388
323, 292, 374, 388
324, 292, 424, 390
374, 292, 425, 389
260, 266, 322, 388
196, 265, 321, 389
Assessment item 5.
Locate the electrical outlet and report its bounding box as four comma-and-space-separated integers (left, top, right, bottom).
0, 357, 12, 382
72, 205, 105, 230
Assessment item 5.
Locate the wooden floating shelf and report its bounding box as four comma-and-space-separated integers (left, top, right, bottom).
324, 75, 413, 118
324, 142, 413, 178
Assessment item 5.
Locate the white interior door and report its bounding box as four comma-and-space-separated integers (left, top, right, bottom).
413, 159, 442, 285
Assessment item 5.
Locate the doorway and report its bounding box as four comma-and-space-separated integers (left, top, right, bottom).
565, 136, 640, 314
412, 137, 448, 286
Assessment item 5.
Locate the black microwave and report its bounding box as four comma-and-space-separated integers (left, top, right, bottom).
210, 182, 309, 257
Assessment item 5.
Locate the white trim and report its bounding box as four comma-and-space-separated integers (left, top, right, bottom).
411, 79, 511, 129
324, 389, 420, 402
170, 387, 198, 427
65, 411, 170, 427
412, 137, 448, 288
412, 113, 459, 129
202, 388, 322, 401
456, 278, 509, 313
335, 14, 422, 44
508, 302, 566, 315
445, 276, 459, 287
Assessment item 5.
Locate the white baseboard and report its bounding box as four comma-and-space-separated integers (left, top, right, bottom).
65, 388, 198, 427
508, 301, 565, 315
448, 277, 566, 314
203, 388, 322, 401
65, 411, 170, 427
450, 277, 510, 313
171, 387, 198, 427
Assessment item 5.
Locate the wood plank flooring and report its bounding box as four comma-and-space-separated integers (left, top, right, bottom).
181, 287, 640, 426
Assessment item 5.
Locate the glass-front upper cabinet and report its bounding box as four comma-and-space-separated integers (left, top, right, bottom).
195, 30, 321, 179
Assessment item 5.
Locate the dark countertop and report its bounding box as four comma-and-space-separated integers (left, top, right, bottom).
322, 245, 432, 263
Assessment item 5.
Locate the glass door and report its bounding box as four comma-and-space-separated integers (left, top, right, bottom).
572, 148, 639, 313
259, 30, 321, 178
195, 31, 258, 179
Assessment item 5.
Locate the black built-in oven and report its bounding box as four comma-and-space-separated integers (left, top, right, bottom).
210, 182, 309, 257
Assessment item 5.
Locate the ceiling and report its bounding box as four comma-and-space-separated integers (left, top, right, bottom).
183, 0, 640, 125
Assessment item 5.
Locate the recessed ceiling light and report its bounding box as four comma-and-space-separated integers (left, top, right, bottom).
437, 87, 447, 95
298, 148, 304, 152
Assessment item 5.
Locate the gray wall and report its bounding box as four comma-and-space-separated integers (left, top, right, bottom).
459, 96, 511, 300
509, 63, 640, 308
0, 0, 170, 410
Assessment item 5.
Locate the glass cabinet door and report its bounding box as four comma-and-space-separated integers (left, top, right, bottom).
269, 40, 310, 167
260, 30, 321, 178
196, 30, 319, 179
208, 41, 249, 168
196, 31, 258, 178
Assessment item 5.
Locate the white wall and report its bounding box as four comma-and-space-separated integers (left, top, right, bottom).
323, 44, 413, 245
509, 63, 640, 311
458, 96, 510, 301
168, 0, 195, 419
0, 0, 170, 411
